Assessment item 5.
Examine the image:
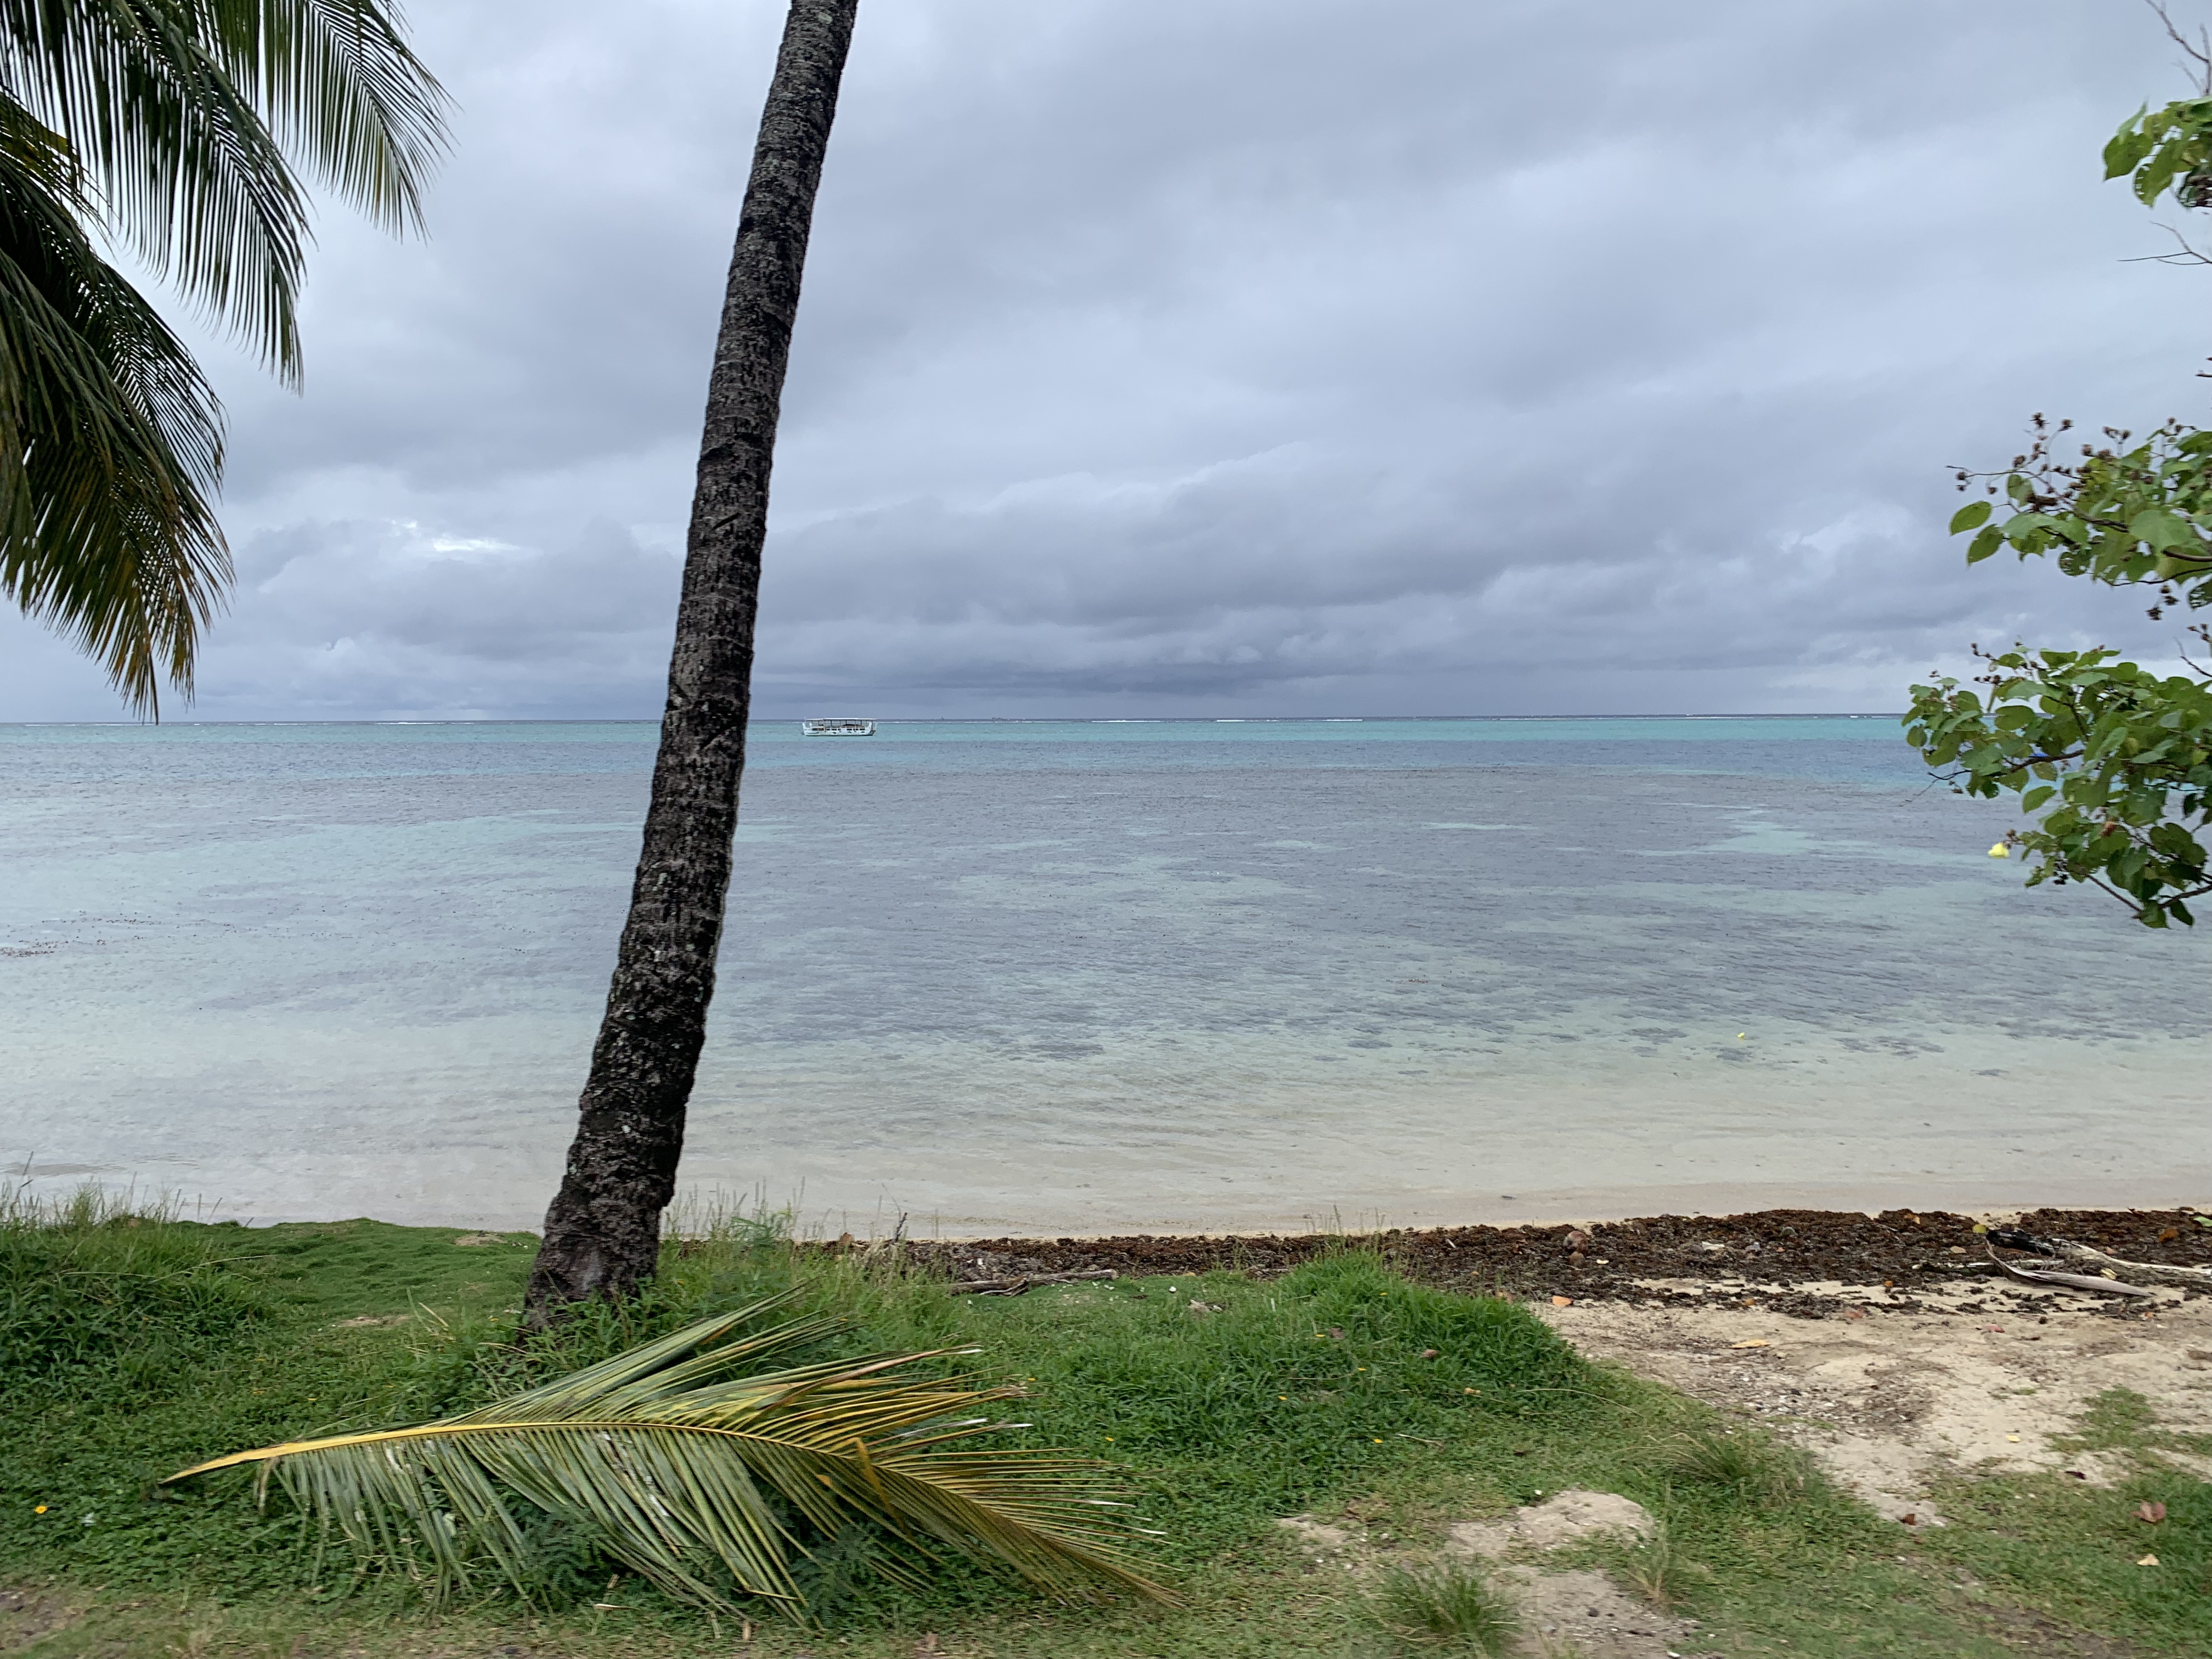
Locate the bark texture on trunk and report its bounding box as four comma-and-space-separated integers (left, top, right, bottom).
525, 0, 859, 1321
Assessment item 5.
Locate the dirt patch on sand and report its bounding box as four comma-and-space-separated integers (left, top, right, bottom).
1279, 1491, 1714, 1659
1537, 1289, 2212, 1523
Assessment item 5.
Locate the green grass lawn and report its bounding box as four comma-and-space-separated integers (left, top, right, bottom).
3, 1193, 2206, 1656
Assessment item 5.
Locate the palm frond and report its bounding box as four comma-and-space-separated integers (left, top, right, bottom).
166, 1304, 1172, 1615
200, 0, 449, 231
0, 0, 448, 380
0, 84, 227, 713
0, 0, 443, 707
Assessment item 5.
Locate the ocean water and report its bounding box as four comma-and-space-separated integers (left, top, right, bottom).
5, 715, 2211, 1234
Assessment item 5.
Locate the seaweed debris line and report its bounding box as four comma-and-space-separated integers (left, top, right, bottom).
872, 1205, 2212, 1318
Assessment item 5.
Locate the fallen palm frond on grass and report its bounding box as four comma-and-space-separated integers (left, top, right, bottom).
166, 1297, 1170, 1615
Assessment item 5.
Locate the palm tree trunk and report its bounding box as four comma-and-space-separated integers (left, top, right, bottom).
526, 0, 859, 1321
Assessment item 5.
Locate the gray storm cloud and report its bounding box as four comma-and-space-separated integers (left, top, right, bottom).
0, 0, 2199, 719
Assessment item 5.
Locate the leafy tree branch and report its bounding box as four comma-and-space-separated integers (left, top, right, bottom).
1905, 22, 2212, 927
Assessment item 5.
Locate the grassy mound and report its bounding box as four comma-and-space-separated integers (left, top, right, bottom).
0, 1205, 1594, 1618
0, 1188, 274, 1402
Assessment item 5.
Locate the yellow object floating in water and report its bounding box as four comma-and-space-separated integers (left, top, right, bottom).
1988, 843, 2010, 858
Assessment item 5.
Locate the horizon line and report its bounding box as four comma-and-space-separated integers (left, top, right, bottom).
0, 710, 1911, 728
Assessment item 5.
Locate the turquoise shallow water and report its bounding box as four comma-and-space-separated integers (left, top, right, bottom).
5, 716, 2210, 1233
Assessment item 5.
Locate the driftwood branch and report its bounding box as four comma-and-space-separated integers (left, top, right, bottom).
1984, 1248, 2159, 1299
2049, 1241, 2212, 1288
949, 1270, 1119, 1297
1988, 1227, 2212, 1290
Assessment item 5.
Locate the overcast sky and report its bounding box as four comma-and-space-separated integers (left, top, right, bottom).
4, 0, 2210, 721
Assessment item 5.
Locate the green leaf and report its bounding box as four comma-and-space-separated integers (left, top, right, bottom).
1966, 525, 2004, 564
2104, 106, 2154, 178
1948, 500, 1992, 534
2130, 507, 2200, 551
2020, 785, 2055, 813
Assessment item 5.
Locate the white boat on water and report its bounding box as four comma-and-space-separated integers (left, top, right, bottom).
801, 718, 876, 736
